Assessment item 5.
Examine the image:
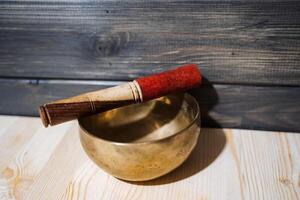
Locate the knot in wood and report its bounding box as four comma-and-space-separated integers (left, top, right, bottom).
95, 32, 130, 57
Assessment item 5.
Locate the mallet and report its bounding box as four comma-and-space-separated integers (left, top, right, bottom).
39, 64, 202, 127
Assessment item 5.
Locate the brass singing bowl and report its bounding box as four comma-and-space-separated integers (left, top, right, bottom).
78, 93, 200, 181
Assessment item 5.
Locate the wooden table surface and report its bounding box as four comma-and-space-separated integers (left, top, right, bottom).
0, 115, 299, 200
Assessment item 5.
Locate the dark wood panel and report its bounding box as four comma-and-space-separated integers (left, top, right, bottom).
0, 1, 300, 85
1, 78, 299, 132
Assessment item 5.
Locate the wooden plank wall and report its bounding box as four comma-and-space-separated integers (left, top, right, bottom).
0, 0, 299, 131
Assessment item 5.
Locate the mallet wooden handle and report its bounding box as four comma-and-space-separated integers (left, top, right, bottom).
39, 64, 202, 127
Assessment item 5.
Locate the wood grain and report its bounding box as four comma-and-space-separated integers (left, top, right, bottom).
0, 116, 299, 199
0, 78, 299, 132
0, 1, 299, 85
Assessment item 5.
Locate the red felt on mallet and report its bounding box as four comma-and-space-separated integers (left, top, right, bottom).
136, 64, 201, 101
39, 64, 202, 127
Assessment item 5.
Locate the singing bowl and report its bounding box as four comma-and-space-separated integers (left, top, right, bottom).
78, 93, 200, 181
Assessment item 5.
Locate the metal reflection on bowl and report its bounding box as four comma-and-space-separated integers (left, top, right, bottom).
78, 93, 200, 181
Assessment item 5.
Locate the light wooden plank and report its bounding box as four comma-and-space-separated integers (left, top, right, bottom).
0, 117, 41, 172
229, 129, 300, 200
0, 118, 72, 199
286, 133, 300, 199
0, 116, 18, 137
0, 117, 299, 199
23, 124, 90, 200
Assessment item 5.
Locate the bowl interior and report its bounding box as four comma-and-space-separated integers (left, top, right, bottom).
79, 93, 199, 143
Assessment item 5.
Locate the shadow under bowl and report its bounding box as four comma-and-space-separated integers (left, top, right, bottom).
78, 93, 201, 181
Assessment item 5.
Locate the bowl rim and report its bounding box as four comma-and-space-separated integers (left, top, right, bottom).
78, 93, 200, 146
